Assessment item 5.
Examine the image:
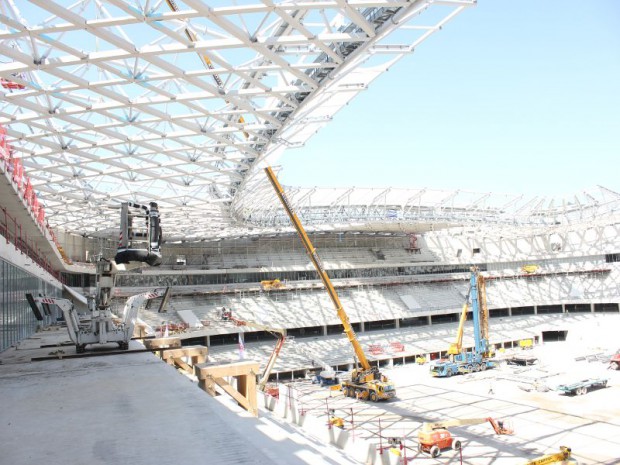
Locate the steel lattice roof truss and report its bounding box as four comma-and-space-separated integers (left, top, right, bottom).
0, 0, 475, 239
232, 178, 620, 236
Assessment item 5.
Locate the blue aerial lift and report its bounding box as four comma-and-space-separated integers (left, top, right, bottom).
430, 267, 496, 377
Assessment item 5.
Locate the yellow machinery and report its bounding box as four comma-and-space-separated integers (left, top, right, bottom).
265, 167, 395, 401
418, 417, 513, 457
329, 410, 345, 429
523, 446, 573, 465
447, 299, 469, 356
231, 317, 286, 393
521, 264, 540, 274
260, 279, 285, 291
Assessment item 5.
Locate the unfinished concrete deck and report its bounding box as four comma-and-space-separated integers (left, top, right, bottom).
0, 328, 360, 465
1, 315, 619, 465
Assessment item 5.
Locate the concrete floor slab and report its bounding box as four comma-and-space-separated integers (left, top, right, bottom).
2, 322, 620, 465
0, 330, 362, 465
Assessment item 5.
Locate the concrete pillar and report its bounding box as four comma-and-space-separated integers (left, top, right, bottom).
534, 305, 538, 315
204, 335, 210, 347
590, 303, 595, 313
360, 321, 365, 332
395, 318, 400, 329
323, 325, 327, 336
427, 315, 432, 326
508, 307, 512, 317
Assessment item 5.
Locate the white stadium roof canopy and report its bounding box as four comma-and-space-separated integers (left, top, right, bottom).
2, 1, 619, 241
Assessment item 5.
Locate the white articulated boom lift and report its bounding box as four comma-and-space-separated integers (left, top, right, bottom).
27, 201, 164, 353
417, 417, 513, 457
27, 289, 166, 353
265, 166, 395, 401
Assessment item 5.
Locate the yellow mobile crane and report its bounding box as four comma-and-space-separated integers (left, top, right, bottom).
265, 167, 396, 401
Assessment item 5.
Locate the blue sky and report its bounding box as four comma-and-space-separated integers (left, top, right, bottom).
278, 1, 620, 199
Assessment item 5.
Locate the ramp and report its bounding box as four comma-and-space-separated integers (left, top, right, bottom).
399, 294, 421, 310
177, 310, 204, 328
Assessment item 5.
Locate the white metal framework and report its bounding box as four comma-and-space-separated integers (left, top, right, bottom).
232, 180, 620, 236
0, 0, 475, 239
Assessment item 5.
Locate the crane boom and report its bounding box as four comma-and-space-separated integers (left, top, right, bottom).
264, 166, 371, 370
422, 417, 492, 432
448, 300, 469, 355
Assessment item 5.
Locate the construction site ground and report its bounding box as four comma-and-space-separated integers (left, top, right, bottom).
2, 326, 619, 465
264, 341, 620, 465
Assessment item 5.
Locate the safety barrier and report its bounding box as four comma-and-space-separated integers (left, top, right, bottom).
0, 205, 63, 282
0, 125, 71, 265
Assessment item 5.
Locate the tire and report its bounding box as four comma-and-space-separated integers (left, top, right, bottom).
480, 363, 487, 371
611, 362, 619, 370
446, 369, 452, 377
76, 344, 85, 354
370, 392, 378, 402
452, 439, 462, 451
473, 363, 480, 372
430, 445, 440, 458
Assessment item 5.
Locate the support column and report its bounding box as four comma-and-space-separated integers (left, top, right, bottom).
395, 318, 400, 329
